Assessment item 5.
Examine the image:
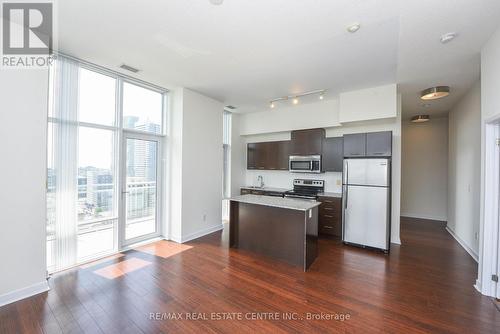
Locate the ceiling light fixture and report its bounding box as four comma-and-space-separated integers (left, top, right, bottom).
347, 23, 361, 33
411, 115, 430, 123
420, 86, 450, 100
209, 0, 224, 5
440, 32, 457, 44
269, 89, 326, 108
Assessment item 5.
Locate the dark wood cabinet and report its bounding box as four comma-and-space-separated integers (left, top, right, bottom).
247, 143, 257, 169
247, 141, 290, 170
366, 131, 392, 157
322, 137, 343, 172
317, 196, 342, 237
290, 128, 325, 155
343, 133, 366, 157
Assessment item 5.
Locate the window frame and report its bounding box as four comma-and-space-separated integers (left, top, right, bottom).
47, 54, 169, 272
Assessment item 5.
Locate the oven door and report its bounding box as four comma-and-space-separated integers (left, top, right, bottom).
289, 157, 313, 172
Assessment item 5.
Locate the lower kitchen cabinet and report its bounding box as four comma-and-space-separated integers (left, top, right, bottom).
317, 195, 342, 237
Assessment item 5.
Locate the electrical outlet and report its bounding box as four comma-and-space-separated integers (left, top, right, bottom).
203, 214, 207, 222
336, 179, 341, 186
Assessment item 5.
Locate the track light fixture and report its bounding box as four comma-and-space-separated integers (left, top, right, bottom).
269, 89, 326, 108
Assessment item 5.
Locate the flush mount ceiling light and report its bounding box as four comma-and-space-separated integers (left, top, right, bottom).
269, 89, 326, 108
347, 23, 361, 33
209, 0, 224, 5
440, 32, 458, 44
420, 86, 450, 100
411, 115, 430, 123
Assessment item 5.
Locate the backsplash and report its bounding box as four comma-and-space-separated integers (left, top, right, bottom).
245, 170, 343, 193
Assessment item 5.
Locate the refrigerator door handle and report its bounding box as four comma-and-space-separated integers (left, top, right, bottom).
344, 185, 348, 209
343, 159, 348, 185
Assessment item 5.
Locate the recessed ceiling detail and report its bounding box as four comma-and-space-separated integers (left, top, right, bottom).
346, 23, 361, 33
440, 32, 458, 44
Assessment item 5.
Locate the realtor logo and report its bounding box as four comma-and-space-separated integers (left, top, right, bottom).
1, 1, 55, 68
2, 2, 52, 54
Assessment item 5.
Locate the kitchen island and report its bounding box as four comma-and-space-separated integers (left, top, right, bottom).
229, 194, 321, 271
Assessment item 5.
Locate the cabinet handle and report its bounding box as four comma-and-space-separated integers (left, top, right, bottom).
323, 226, 333, 229
324, 214, 334, 218
323, 207, 334, 211
258, 167, 265, 169
373, 152, 384, 155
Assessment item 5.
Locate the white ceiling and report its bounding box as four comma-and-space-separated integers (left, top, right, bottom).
56, 0, 500, 118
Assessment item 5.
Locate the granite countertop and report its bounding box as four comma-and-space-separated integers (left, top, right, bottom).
230, 194, 321, 211
240, 186, 291, 193
317, 192, 343, 198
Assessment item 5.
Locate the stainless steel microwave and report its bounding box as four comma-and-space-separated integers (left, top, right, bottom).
289, 155, 322, 173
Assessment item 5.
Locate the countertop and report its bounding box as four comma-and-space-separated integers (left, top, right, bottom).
317, 192, 343, 198
230, 194, 321, 211
240, 186, 291, 193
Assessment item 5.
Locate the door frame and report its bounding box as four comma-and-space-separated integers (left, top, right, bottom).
477, 118, 500, 297
119, 130, 163, 248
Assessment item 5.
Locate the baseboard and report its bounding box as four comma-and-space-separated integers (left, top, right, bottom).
474, 279, 482, 293
0, 281, 49, 307
401, 213, 447, 222
181, 224, 224, 243
167, 224, 224, 244
445, 226, 479, 262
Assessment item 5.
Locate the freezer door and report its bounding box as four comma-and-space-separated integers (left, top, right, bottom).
343, 185, 389, 250
343, 159, 390, 187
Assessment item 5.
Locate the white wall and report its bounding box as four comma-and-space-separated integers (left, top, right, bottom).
478, 26, 500, 296
448, 80, 481, 259
339, 84, 398, 123
168, 88, 224, 242
401, 117, 448, 221
0, 69, 49, 304
239, 99, 340, 135
233, 85, 402, 244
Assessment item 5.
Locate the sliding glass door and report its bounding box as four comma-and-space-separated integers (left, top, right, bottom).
121, 134, 160, 245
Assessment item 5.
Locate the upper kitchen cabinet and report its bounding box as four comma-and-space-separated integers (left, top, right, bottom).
322, 137, 343, 172
247, 142, 268, 169
366, 131, 392, 157
246, 141, 290, 170
343, 133, 366, 157
290, 128, 325, 155
343, 131, 392, 157
247, 143, 257, 169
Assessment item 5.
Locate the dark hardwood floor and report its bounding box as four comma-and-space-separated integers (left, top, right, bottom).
1, 217, 499, 333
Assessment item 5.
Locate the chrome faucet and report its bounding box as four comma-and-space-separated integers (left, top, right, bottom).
257, 175, 264, 188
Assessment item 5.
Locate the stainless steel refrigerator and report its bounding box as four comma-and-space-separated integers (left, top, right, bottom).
342, 158, 391, 252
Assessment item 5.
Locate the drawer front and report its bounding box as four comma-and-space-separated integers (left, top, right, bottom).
318, 197, 342, 236
318, 196, 341, 207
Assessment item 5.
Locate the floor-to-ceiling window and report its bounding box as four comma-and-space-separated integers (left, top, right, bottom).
47, 55, 167, 272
